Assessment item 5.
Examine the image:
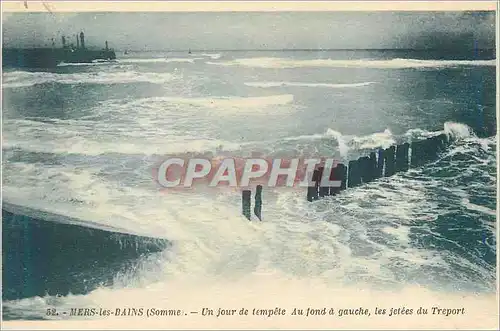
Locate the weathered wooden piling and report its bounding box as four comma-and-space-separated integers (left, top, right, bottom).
327, 166, 335, 196
411, 140, 423, 167
307, 169, 320, 202
369, 152, 378, 180
422, 137, 437, 163
434, 133, 449, 152
358, 156, 373, 183
395, 142, 410, 172
303, 129, 455, 203
384, 145, 396, 177
411, 133, 450, 169
254, 185, 263, 221
318, 167, 330, 198
328, 167, 338, 196
242, 190, 251, 220
377, 149, 385, 178
328, 163, 347, 196
338, 163, 347, 191
348, 160, 361, 188
425, 134, 448, 161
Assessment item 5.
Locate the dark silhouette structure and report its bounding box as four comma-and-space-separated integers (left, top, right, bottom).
3, 31, 116, 68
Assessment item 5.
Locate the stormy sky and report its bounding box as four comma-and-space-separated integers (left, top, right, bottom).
2, 11, 496, 51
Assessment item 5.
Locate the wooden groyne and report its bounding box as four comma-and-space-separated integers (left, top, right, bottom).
241, 133, 451, 219
305, 133, 450, 201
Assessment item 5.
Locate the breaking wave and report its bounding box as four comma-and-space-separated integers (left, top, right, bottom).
2, 117, 496, 321
246, 122, 477, 160
191, 53, 222, 59
129, 94, 294, 109
208, 57, 497, 69
118, 58, 203, 64
2, 70, 175, 88
244, 81, 376, 88
2, 117, 475, 159
57, 61, 118, 67
2, 132, 242, 156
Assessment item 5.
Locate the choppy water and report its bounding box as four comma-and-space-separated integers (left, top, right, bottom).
1, 50, 497, 320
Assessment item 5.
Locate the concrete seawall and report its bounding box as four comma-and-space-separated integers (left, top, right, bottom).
2, 203, 168, 301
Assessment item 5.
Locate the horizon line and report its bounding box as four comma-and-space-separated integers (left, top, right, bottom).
118, 47, 498, 52
1, 46, 496, 53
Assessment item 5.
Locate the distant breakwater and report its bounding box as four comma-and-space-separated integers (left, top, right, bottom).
2, 47, 116, 68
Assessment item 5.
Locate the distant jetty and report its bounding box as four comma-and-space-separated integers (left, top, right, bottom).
2, 31, 116, 68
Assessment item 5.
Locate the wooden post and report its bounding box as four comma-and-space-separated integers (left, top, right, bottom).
426, 134, 448, 161
410, 140, 419, 167
348, 160, 361, 188
369, 152, 378, 180
377, 149, 384, 178
242, 190, 251, 220
307, 169, 320, 202
318, 166, 324, 198
328, 166, 337, 196
411, 140, 425, 168
327, 165, 334, 196
435, 133, 449, 153
358, 156, 372, 184
318, 166, 329, 198
422, 138, 434, 162
329, 164, 338, 196
330, 163, 347, 195
384, 145, 396, 177
314, 169, 320, 198
395, 143, 410, 172
338, 163, 347, 191
254, 185, 263, 221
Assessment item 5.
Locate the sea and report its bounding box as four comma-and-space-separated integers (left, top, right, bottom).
1, 49, 497, 320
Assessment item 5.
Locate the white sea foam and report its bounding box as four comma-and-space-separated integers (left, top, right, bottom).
117, 57, 203, 64
3, 115, 242, 156
461, 197, 497, 217
244, 81, 376, 88
2, 117, 480, 159
129, 94, 294, 110
192, 53, 222, 59
324, 128, 350, 157
3, 174, 496, 325
444, 121, 475, 139
349, 128, 396, 150
2, 120, 496, 324
381, 225, 411, 244
2, 70, 175, 88
269, 122, 479, 159
208, 57, 497, 69
2, 160, 489, 285
3, 135, 241, 156
166, 57, 203, 63
57, 61, 117, 67
280, 127, 395, 156
117, 58, 168, 63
